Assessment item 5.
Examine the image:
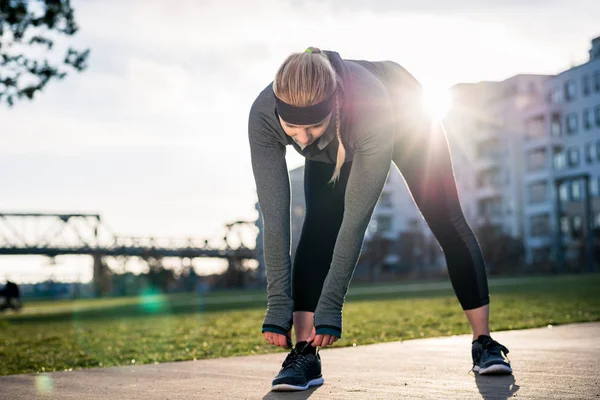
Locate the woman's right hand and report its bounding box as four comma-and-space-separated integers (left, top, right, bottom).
263, 330, 292, 349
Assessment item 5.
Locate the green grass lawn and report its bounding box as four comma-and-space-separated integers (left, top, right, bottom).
1, 273, 599, 376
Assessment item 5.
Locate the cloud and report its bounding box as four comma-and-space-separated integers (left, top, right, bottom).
288, 0, 591, 14
125, 58, 192, 115
0, 106, 173, 155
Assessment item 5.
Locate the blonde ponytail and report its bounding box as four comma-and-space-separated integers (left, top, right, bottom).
274, 47, 346, 184
327, 94, 346, 185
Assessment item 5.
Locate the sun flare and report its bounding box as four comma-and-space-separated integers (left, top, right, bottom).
420, 86, 452, 120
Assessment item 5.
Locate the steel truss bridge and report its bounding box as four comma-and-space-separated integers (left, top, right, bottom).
0, 212, 259, 292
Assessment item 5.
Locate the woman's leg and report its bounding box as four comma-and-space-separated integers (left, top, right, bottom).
390, 83, 491, 339
465, 305, 490, 340
292, 159, 352, 342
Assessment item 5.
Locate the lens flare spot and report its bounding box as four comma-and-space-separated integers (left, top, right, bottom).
35, 374, 54, 395
139, 287, 167, 314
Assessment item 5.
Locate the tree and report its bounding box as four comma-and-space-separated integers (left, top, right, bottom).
0, 0, 89, 107
475, 221, 525, 275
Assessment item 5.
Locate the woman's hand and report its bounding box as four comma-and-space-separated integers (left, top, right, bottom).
263, 330, 292, 349
307, 326, 338, 348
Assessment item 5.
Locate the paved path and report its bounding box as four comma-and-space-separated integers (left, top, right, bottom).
1, 322, 599, 399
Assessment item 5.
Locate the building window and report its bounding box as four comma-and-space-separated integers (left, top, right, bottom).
526, 117, 545, 140
505, 199, 514, 215
550, 113, 562, 136
490, 199, 502, 217
572, 216, 583, 238
477, 198, 502, 218
595, 212, 600, 228
567, 147, 580, 167
560, 215, 570, 236
379, 191, 393, 207
582, 75, 591, 96
476, 168, 502, 188
597, 141, 600, 160
566, 113, 578, 134
595, 71, 600, 92
590, 177, 599, 197
550, 87, 563, 104
532, 247, 551, 262
565, 80, 577, 101
559, 182, 569, 202
526, 149, 546, 171
586, 142, 595, 163
376, 215, 392, 234
553, 151, 566, 170
595, 105, 600, 127
476, 138, 501, 160
583, 109, 593, 130
528, 181, 548, 204
571, 180, 582, 201
530, 214, 550, 237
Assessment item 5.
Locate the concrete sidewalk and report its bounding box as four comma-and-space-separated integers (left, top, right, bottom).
1, 322, 599, 400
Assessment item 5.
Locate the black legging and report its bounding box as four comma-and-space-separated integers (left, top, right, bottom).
292, 121, 489, 312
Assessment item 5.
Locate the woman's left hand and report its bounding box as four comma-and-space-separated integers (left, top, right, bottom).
307, 327, 338, 348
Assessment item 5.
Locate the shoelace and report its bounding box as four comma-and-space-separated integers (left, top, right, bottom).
482, 339, 510, 357
281, 347, 300, 368
281, 345, 312, 372
290, 355, 311, 372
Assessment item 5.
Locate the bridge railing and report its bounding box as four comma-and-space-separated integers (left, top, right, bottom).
0, 213, 258, 257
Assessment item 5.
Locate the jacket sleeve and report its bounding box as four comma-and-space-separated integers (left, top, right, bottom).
248, 104, 294, 336
313, 99, 395, 338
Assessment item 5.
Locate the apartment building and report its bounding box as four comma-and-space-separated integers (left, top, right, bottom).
447, 74, 550, 241
523, 36, 600, 267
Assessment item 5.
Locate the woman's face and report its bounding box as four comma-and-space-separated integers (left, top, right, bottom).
279, 112, 333, 147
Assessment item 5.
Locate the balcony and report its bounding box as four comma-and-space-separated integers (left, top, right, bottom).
548, 136, 565, 152
526, 236, 554, 248
524, 168, 550, 183
473, 127, 500, 143
525, 201, 552, 215
475, 184, 502, 200
523, 102, 547, 119
474, 153, 503, 171
475, 213, 505, 227
523, 136, 549, 152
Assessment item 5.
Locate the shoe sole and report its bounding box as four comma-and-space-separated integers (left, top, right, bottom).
473, 364, 513, 375
271, 377, 324, 391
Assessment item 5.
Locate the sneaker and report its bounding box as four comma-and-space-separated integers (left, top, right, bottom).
271, 341, 324, 391
471, 335, 513, 375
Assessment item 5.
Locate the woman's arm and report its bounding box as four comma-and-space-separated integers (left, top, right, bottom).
313, 102, 395, 338
248, 104, 295, 338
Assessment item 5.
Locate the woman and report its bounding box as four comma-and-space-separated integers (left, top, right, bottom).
248, 47, 512, 392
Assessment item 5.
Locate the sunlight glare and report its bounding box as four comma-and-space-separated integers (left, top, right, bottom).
420, 85, 452, 120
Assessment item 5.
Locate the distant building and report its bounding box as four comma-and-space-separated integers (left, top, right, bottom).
289, 166, 306, 260
255, 162, 446, 280
366, 164, 445, 274
522, 36, 600, 268
447, 74, 551, 243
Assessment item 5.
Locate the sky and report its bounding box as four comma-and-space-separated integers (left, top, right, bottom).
1, 0, 599, 283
